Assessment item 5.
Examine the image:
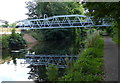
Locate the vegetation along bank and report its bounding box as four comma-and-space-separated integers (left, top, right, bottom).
1, 29, 26, 49
45, 31, 104, 82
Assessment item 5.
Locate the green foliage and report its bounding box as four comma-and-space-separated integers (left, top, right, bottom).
42, 29, 73, 41
84, 2, 119, 19
26, 2, 84, 18
28, 30, 43, 41
111, 21, 120, 46
8, 29, 26, 48
59, 32, 104, 81
84, 2, 119, 46
85, 31, 104, 48
46, 64, 58, 82
1, 35, 9, 49
26, 2, 84, 41
9, 23, 16, 28
0, 36, 1, 44
1, 21, 9, 27
28, 28, 74, 41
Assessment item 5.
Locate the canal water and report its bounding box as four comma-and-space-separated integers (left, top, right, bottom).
0, 38, 84, 82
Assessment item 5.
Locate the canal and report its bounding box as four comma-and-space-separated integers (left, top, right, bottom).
0, 38, 84, 82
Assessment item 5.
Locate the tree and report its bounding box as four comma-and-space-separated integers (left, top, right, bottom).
26, 2, 85, 41
83, 2, 120, 46
2, 21, 9, 27
26, 1, 37, 19
8, 29, 26, 49
9, 23, 16, 28
26, 2, 84, 18
83, 2, 119, 19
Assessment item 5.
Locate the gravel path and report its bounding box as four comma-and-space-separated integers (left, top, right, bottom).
103, 36, 118, 82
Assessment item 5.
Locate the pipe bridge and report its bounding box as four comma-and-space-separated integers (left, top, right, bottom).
24, 54, 79, 68
16, 14, 111, 29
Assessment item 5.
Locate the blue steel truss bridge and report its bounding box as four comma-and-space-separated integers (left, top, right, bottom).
16, 14, 112, 29
24, 54, 79, 68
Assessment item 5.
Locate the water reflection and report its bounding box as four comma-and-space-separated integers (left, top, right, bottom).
0, 59, 32, 82
0, 49, 32, 82
1, 38, 84, 82
28, 65, 47, 82
25, 38, 83, 81
29, 38, 83, 55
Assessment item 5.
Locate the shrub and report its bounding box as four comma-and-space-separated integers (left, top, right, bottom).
59, 31, 104, 82
46, 64, 58, 82
85, 31, 102, 48
8, 29, 26, 48
1, 35, 9, 49
81, 48, 103, 58
111, 21, 120, 47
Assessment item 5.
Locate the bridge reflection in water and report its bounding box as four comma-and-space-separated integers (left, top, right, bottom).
21, 54, 79, 81
24, 54, 79, 68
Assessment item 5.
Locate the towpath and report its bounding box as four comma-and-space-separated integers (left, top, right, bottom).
104, 36, 118, 82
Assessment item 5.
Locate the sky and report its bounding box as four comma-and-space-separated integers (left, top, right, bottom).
0, 0, 31, 24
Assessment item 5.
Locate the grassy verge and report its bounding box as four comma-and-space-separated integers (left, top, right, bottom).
112, 37, 120, 47
111, 22, 120, 47
59, 31, 104, 82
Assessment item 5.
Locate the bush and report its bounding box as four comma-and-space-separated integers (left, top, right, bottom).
59, 31, 104, 82
85, 31, 102, 48
111, 21, 120, 47
8, 29, 26, 49
46, 64, 58, 82
1, 35, 9, 49
81, 48, 103, 58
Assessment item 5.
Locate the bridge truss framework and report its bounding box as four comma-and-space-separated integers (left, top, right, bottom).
16, 14, 111, 29
24, 54, 79, 68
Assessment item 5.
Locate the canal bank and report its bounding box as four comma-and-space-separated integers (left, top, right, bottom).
23, 33, 38, 49
1, 33, 81, 82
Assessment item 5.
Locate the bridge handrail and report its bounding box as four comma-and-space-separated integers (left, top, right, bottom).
25, 54, 79, 58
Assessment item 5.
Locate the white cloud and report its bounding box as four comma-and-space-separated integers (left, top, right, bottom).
0, 0, 30, 23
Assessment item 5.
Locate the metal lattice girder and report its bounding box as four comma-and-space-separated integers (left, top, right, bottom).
15, 15, 97, 29
16, 14, 111, 29
25, 54, 79, 68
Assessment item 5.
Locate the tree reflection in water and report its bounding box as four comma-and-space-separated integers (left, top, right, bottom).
1, 36, 85, 82
27, 65, 47, 82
